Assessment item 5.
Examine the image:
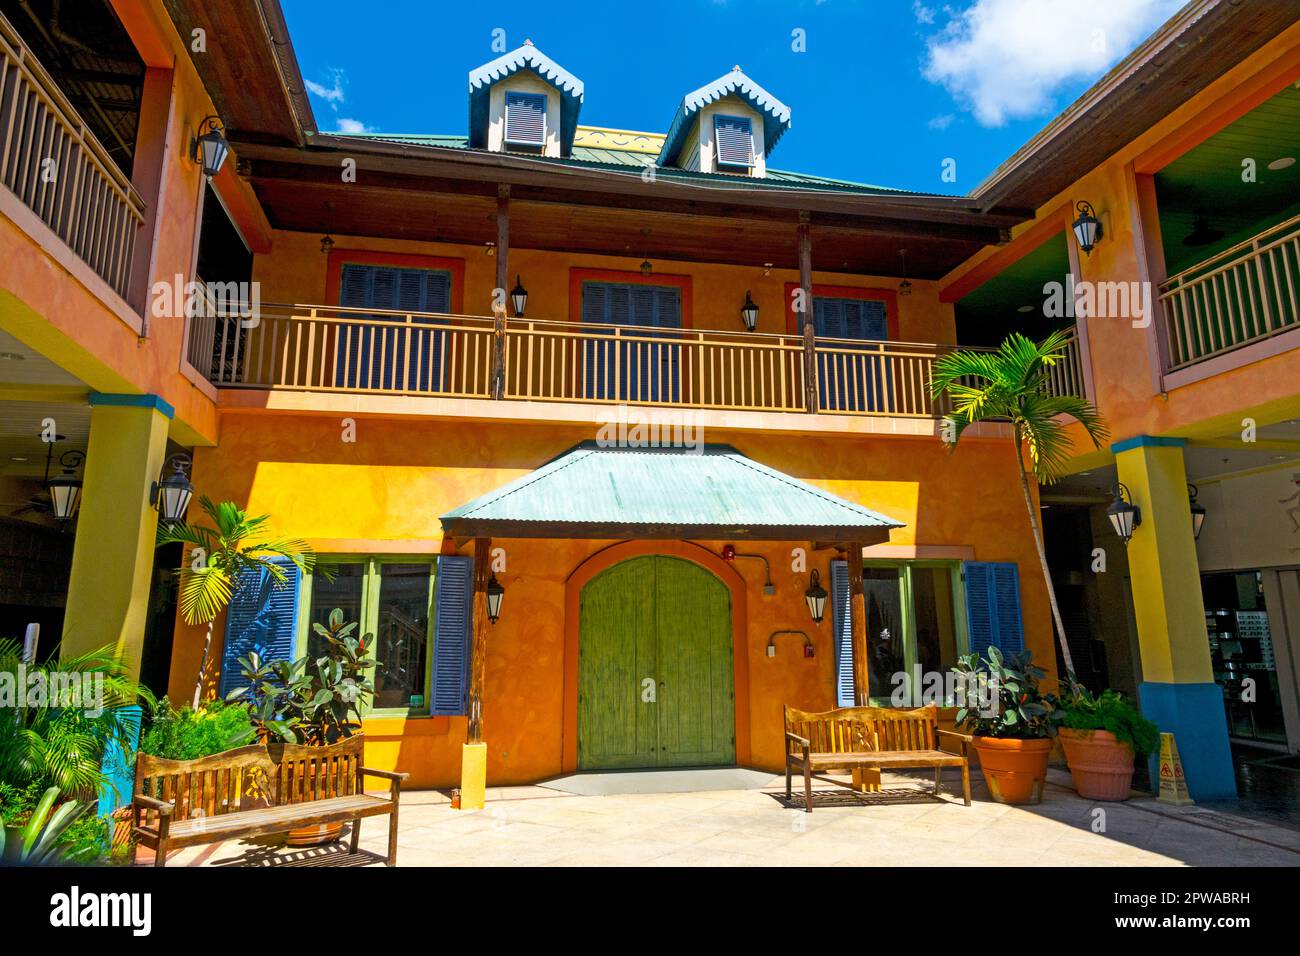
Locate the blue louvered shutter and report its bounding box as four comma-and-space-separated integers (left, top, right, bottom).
431, 555, 473, 715
582, 282, 682, 402
219, 557, 301, 698
338, 264, 452, 393
963, 561, 1024, 659
830, 559, 855, 707
714, 115, 754, 168
814, 297, 892, 413
505, 92, 546, 147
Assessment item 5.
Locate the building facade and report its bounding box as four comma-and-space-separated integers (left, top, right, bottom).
1, 0, 1298, 802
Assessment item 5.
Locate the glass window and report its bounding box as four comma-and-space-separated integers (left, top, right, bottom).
307, 563, 365, 659
913, 566, 961, 677
864, 568, 905, 698
373, 564, 432, 711
862, 563, 967, 705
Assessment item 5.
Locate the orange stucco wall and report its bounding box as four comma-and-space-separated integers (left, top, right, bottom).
942, 20, 1300, 456
173, 412, 1051, 788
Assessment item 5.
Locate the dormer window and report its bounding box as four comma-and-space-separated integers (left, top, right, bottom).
504, 91, 547, 150
714, 114, 754, 170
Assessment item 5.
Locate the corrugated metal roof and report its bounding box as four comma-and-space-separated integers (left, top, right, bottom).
440, 442, 904, 542
345, 132, 919, 195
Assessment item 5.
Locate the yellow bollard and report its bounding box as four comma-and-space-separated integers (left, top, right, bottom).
458, 742, 487, 810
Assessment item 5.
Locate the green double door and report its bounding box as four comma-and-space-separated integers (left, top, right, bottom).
578, 555, 735, 770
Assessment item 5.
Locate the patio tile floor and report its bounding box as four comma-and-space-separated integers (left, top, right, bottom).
153, 768, 1300, 867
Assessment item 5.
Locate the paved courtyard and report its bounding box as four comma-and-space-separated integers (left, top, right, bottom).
153, 768, 1300, 868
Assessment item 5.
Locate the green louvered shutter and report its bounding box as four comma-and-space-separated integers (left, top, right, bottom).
830, 559, 855, 707
219, 557, 301, 698
963, 561, 1024, 659
431, 555, 472, 715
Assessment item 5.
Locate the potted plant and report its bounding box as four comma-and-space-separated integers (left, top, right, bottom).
230, 608, 374, 845
1053, 687, 1158, 801
952, 647, 1058, 805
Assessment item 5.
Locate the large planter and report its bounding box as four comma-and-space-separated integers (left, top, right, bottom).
971, 736, 1052, 805
286, 822, 346, 847
1058, 727, 1135, 801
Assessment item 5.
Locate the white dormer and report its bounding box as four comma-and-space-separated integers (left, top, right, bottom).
468, 41, 584, 157
658, 67, 791, 177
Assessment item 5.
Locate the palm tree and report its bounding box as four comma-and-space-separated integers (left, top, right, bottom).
157, 497, 314, 708
929, 330, 1108, 679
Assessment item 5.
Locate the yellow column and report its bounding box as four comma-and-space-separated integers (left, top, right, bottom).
61, 394, 171, 679
1112, 435, 1234, 799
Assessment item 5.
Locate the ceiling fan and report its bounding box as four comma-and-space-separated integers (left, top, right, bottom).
7, 434, 66, 519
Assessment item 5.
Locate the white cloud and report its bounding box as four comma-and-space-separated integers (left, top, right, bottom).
335, 118, 373, 135
921, 0, 1184, 127
305, 71, 346, 111
928, 113, 955, 130
913, 1, 936, 25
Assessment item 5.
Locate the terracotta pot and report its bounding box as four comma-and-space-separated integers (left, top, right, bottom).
970, 736, 1053, 805
285, 822, 345, 847
1058, 727, 1135, 801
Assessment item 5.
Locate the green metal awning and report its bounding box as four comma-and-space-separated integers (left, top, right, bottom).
440, 442, 905, 543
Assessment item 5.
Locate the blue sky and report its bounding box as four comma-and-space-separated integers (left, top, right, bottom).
282, 0, 1183, 194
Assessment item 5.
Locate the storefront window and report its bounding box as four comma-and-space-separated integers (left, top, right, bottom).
1203, 570, 1286, 744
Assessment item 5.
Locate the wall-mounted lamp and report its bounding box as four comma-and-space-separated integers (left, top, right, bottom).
804, 569, 828, 624
898, 249, 912, 296
320, 234, 335, 255
640, 260, 653, 277
1071, 201, 1103, 256
193, 116, 230, 179
740, 291, 759, 332
485, 242, 496, 256
486, 574, 505, 624
1188, 483, 1207, 541
151, 454, 195, 526
1107, 482, 1142, 544
510, 276, 528, 317
48, 451, 85, 522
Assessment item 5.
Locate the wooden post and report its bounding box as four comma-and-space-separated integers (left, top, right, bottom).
467, 536, 491, 742
797, 212, 817, 413
846, 541, 880, 792
491, 185, 509, 400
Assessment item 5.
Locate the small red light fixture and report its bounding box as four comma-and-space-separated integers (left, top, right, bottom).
721, 544, 736, 561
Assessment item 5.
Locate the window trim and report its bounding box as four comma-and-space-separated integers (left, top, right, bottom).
297, 555, 437, 719
713, 113, 755, 169
504, 90, 548, 148
567, 267, 693, 327
783, 284, 900, 339
324, 249, 466, 315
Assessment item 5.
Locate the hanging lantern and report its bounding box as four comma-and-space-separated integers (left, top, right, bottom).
740, 292, 759, 332
151, 454, 195, 525
486, 574, 505, 624
194, 116, 230, 178
898, 249, 913, 296
48, 451, 85, 522
510, 276, 528, 317
320, 234, 335, 255
1071, 201, 1103, 256
1106, 482, 1142, 544
804, 569, 828, 624
640, 260, 653, 277
1188, 483, 1207, 541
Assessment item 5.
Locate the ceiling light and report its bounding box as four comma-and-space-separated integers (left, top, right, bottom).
1017, 305, 1035, 313
0, 351, 25, 361
1267, 157, 1295, 171
10, 456, 28, 462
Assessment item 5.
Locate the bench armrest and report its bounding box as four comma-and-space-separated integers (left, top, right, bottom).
360, 767, 409, 783
936, 729, 973, 743
132, 794, 174, 816
785, 731, 810, 748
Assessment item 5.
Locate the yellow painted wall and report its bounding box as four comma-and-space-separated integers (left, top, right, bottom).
175, 413, 1053, 787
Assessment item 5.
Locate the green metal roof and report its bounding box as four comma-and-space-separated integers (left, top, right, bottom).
440, 442, 904, 542
343, 132, 920, 195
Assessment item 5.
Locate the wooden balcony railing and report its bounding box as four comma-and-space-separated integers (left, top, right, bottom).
1044, 326, 1087, 401
0, 13, 144, 299
198, 304, 1085, 418
1159, 215, 1300, 371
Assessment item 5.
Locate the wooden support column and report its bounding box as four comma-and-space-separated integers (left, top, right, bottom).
797, 212, 817, 413
459, 536, 491, 810
845, 541, 880, 792
491, 185, 509, 400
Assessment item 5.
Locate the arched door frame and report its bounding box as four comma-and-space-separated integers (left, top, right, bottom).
562, 540, 751, 773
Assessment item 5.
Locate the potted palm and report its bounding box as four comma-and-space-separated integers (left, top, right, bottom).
952, 648, 1057, 804
157, 497, 314, 708
230, 608, 374, 845
1053, 688, 1158, 800
929, 330, 1109, 680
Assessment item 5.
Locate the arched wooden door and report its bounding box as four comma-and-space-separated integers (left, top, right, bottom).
577, 555, 735, 770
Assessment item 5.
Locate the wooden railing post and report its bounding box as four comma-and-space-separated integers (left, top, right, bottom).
798, 212, 817, 413
468, 537, 491, 744
491, 185, 510, 399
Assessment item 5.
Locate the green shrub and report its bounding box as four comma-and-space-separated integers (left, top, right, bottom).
951, 647, 1058, 739
140, 697, 256, 760
1054, 688, 1159, 756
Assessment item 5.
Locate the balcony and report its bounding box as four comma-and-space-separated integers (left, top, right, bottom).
0, 12, 144, 299
194, 303, 1086, 420
1159, 215, 1300, 373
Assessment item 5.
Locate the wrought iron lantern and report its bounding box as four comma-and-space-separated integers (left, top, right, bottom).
740, 291, 759, 332
1107, 482, 1142, 544
48, 451, 85, 522
1071, 200, 1103, 256
486, 574, 505, 624
194, 116, 230, 178
510, 276, 528, 317
804, 569, 828, 624
1188, 483, 1207, 541
151, 454, 195, 525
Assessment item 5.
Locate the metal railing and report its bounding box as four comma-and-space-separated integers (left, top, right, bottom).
0, 13, 144, 299
1159, 215, 1300, 371
197, 304, 1085, 417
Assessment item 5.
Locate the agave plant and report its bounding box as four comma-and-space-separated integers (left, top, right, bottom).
0, 787, 92, 866
0, 639, 144, 800
930, 330, 1109, 678
156, 497, 314, 708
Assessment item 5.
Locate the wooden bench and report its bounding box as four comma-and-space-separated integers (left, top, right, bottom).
131, 735, 408, 867
784, 704, 972, 811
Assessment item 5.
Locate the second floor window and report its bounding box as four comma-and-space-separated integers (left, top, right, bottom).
337, 263, 453, 392
505, 91, 547, 149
